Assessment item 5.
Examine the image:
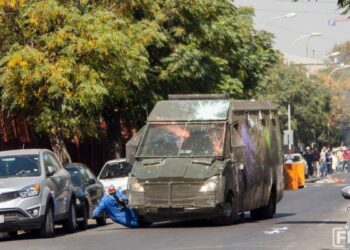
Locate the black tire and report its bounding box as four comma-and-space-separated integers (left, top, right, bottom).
8, 231, 18, 238
250, 190, 276, 220
40, 205, 55, 238
77, 205, 88, 231
212, 194, 239, 226
138, 216, 153, 228
63, 201, 78, 234
96, 212, 107, 226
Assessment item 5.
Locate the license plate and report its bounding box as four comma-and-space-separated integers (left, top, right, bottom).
0, 215, 4, 223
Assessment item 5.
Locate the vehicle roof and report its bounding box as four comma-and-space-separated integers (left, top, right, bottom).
0, 148, 50, 156
231, 100, 277, 111
147, 99, 276, 122
64, 162, 88, 168
103, 159, 127, 165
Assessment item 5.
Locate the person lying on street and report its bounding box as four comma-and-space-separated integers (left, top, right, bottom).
92, 185, 140, 228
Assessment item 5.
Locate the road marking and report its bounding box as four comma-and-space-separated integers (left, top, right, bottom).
335, 184, 347, 187
263, 226, 288, 235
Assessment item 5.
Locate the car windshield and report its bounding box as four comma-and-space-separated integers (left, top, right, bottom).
99, 162, 132, 179
138, 123, 226, 157
0, 154, 40, 178
65, 168, 83, 187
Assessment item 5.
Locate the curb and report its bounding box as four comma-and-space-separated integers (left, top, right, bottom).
305, 177, 323, 183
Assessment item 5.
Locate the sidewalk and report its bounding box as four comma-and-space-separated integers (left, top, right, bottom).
305, 176, 323, 183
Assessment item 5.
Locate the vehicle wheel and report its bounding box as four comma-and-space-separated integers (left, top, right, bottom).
77, 205, 88, 231
8, 231, 18, 238
40, 205, 55, 237
138, 216, 153, 228
63, 201, 78, 234
96, 212, 107, 226
250, 190, 276, 220
212, 194, 237, 226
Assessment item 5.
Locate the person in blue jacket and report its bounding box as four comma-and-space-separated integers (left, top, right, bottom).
93, 185, 140, 228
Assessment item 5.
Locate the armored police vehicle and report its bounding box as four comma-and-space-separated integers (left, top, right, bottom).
126, 94, 284, 225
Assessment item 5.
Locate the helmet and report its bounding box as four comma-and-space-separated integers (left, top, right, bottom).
108, 185, 116, 194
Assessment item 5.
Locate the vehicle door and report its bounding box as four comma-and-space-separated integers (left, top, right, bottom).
86, 168, 104, 209
78, 166, 99, 212
48, 153, 70, 215
43, 153, 64, 216
231, 121, 246, 212
239, 114, 260, 210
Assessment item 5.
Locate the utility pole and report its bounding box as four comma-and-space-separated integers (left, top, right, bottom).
288, 104, 292, 150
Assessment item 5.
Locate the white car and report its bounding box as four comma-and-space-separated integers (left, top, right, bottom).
97, 159, 133, 193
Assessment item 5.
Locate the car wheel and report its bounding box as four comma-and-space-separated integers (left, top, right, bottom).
77, 205, 88, 231
212, 194, 237, 226
250, 190, 276, 220
40, 205, 55, 237
96, 212, 107, 226
63, 201, 78, 234
8, 231, 18, 238
138, 216, 153, 228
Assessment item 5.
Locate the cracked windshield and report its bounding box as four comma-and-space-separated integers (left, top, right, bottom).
138, 123, 225, 157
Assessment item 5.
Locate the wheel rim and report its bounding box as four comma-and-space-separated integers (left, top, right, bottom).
71, 204, 77, 229
223, 202, 232, 217
47, 209, 54, 234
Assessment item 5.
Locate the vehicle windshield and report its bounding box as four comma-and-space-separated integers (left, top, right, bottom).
99, 162, 132, 179
138, 123, 226, 157
0, 155, 40, 178
65, 168, 83, 187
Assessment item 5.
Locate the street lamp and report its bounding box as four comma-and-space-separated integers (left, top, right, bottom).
288, 32, 322, 65
261, 12, 297, 29
327, 64, 350, 84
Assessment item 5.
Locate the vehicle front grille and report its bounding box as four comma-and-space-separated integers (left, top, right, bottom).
0, 210, 28, 219
143, 182, 211, 206
0, 192, 19, 202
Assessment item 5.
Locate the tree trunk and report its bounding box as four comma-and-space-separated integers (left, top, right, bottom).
104, 110, 124, 159
49, 133, 72, 164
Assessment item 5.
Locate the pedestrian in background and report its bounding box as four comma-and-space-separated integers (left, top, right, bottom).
326, 147, 333, 174
320, 147, 328, 177
342, 147, 350, 172
312, 148, 320, 177
303, 146, 314, 177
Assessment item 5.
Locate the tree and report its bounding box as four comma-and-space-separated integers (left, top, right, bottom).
256, 61, 331, 147
0, 0, 150, 162
0, 0, 279, 160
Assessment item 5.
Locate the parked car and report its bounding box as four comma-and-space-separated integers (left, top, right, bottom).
284, 153, 308, 178
64, 163, 106, 230
97, 159, 133, 193
0, 149, 77, 237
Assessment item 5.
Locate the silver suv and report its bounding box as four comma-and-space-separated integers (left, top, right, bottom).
0, 149, 77, 237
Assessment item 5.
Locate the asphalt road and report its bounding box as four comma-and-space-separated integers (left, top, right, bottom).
1, 173, 350, 250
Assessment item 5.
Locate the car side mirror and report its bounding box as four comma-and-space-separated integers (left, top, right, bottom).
87, 178, 96, 185
47, 166, 55, 177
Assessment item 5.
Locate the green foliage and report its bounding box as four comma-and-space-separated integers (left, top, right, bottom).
0, 0, 279, 156
256, 62, 331, 146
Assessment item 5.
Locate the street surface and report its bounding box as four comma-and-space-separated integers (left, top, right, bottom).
1, 173, 350, 250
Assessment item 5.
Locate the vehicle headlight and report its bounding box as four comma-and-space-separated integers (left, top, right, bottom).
199, 176, 221, 192
129, 177, 144, 192
19, 184, 41, 198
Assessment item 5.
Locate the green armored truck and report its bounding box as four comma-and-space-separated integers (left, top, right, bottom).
126, 94, 284, 225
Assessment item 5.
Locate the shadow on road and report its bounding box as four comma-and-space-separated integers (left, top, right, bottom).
276, 220, 346, 225
0, 221, 113, 242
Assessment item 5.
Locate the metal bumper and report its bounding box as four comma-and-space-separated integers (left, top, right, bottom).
0, 209, 43, 232
135, 206, 220, 222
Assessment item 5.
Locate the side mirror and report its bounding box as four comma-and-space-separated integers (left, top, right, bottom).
87, 178, 96, 185
47, 166, 55, 177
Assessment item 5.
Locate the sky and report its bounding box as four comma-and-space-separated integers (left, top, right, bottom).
233, 0, 350, 58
